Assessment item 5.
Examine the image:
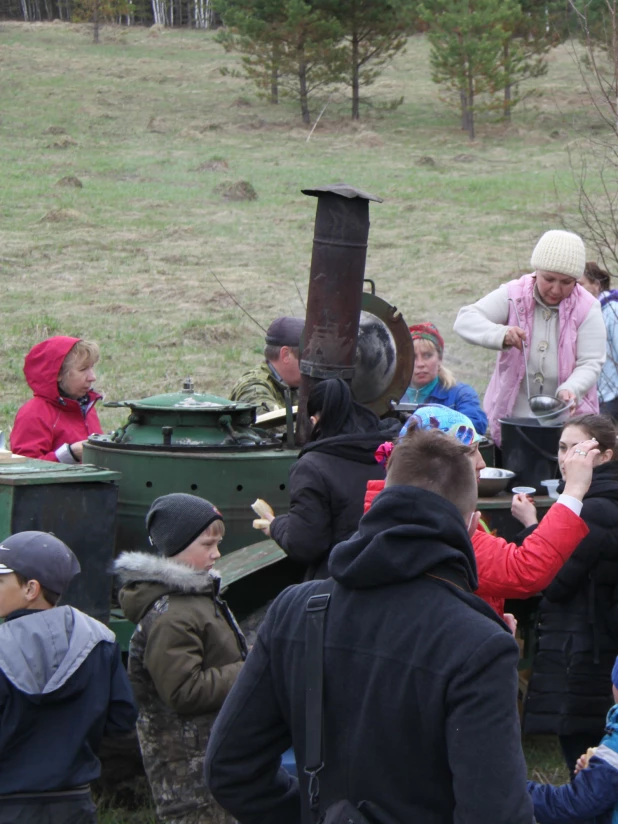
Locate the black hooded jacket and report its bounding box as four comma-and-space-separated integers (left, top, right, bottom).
270, 429, 395, 580
206, 486, 533, 824
524, 460, 618, 737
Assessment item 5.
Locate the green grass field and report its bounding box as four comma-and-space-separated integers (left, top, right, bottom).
0, 20, 608, 435
0, 19, 599, 819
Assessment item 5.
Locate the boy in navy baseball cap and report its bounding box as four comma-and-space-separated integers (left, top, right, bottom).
0, 531, 137, 824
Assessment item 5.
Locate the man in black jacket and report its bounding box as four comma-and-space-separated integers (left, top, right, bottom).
205, 430, 534, 824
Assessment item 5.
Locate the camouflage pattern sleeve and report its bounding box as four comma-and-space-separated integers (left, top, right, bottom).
228, 363, 286, 414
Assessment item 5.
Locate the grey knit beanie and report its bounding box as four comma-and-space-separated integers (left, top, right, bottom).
530, 230, 586, 280
146, 493, 223, 557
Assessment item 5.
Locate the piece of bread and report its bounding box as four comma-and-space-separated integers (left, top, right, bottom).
252, 518, 270, 530
251, 499, 274, 519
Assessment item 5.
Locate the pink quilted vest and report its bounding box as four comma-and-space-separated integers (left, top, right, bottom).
484, 274, 598, 446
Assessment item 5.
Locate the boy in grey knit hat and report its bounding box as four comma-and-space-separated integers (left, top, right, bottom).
114, 494, 247, 824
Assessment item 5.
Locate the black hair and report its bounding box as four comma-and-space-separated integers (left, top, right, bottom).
562, 414, 618, 458
307, 378, 379, 441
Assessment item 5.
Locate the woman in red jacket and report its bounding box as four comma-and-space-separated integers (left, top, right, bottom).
365, 406, 596, 619
11, 336, 103, 463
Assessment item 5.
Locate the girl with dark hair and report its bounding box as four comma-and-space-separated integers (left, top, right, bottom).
521, 414, 618, 773
264, 378, 395, 580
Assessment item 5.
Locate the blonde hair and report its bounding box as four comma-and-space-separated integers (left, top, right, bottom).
58, 340, 100, 382
206, 518, 226, 538
414, 339, 457, 390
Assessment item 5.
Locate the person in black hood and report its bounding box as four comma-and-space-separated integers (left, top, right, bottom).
521, 414, 618, 774
205, 430, 534, 824
264, 378, 398, 579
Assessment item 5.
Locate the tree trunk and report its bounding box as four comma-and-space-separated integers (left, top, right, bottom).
460, 88, 467, 131
297, 42, 310, 125
270, 62, 279, 105
352, 31, 360, 120
93, 0, 100, 44
467, 69, 475, 140
503, 43, 512, 122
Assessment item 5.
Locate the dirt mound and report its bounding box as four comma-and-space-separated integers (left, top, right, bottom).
147, 116, 167, 133
44, 126, 66, 135
195, 160, 228, 172
40, 208, 85, 223
183, 325, 237, 344
453, 153, 476, 163
56, 176, 83, 188
178, 128, 204, 140
48, 136, 78, 149
416, 156, 436, 167
102, 303, 137, 314
215, 180, 258, 201
354, 130, 383, 148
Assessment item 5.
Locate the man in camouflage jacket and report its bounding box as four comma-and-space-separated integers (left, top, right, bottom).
229, 316, 303, 415
114, 495, 247, 824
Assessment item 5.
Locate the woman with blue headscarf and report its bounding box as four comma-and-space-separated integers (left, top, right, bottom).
365, 405, 596, 621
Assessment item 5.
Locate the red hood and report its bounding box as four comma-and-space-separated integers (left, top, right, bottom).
24, 336, 82, 401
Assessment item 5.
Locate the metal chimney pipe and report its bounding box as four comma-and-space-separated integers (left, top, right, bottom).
296, 183, 383, 445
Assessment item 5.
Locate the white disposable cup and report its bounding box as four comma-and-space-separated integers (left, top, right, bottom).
512, 486, 536, 495
541, 480, 560, 500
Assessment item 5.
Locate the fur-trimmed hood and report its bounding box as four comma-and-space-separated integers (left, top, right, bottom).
114, 551, 220, 625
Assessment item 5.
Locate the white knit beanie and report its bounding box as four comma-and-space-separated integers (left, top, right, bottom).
530, 230, 586, 280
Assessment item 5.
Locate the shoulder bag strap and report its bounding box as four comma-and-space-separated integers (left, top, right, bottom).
304, 578, 335, 821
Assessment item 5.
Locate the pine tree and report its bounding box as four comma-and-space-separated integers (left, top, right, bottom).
217, 0, 345, 122
316, 0, 413, 119
421, 0, 546, 138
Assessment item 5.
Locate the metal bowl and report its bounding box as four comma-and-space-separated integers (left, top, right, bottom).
528, 394, 574, 427
478, 467, 516, 497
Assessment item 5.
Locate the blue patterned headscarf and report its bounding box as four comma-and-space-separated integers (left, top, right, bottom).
399, 405, 481, 446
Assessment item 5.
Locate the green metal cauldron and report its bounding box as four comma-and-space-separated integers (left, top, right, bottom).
82, 385, 298, 556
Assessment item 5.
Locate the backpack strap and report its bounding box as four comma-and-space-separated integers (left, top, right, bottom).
304, 578, 336, 821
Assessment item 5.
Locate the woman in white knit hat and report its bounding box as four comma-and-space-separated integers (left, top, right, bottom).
453, 230, 606, 446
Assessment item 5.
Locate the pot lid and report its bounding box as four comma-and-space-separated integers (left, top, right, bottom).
105, 391, 255, 413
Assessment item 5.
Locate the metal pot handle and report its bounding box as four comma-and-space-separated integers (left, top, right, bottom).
514, 426, 559, 462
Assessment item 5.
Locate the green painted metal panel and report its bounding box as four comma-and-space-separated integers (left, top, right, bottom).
0, 459, 121, 486
84, 442, 297, 555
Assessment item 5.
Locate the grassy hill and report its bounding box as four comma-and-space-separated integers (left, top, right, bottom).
0, 23, 599, 814
0, 20, 607, 435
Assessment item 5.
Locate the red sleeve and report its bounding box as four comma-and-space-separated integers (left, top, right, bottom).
11, 402, 60, 462
474, 503, 589, 600
364, 480, 385, 513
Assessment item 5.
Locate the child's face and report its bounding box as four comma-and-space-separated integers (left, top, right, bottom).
0, 572, 29, 618
59, 359, 96, 400
174, 524, 223, 572
613, 685, 618, 704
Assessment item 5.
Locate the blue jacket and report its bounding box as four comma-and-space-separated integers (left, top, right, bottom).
528, 705, 618, 824
0, 606, 137, 794
599, 291, 618, 403
402, 381, 487, 435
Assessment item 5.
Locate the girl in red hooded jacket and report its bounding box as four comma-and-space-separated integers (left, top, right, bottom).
11, 337, 103, 463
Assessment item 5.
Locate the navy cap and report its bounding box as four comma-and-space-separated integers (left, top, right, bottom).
265, 317, 304, 348
0, 531, 80, 595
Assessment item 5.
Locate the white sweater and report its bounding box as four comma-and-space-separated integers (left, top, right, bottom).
453, 281, 606, 416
